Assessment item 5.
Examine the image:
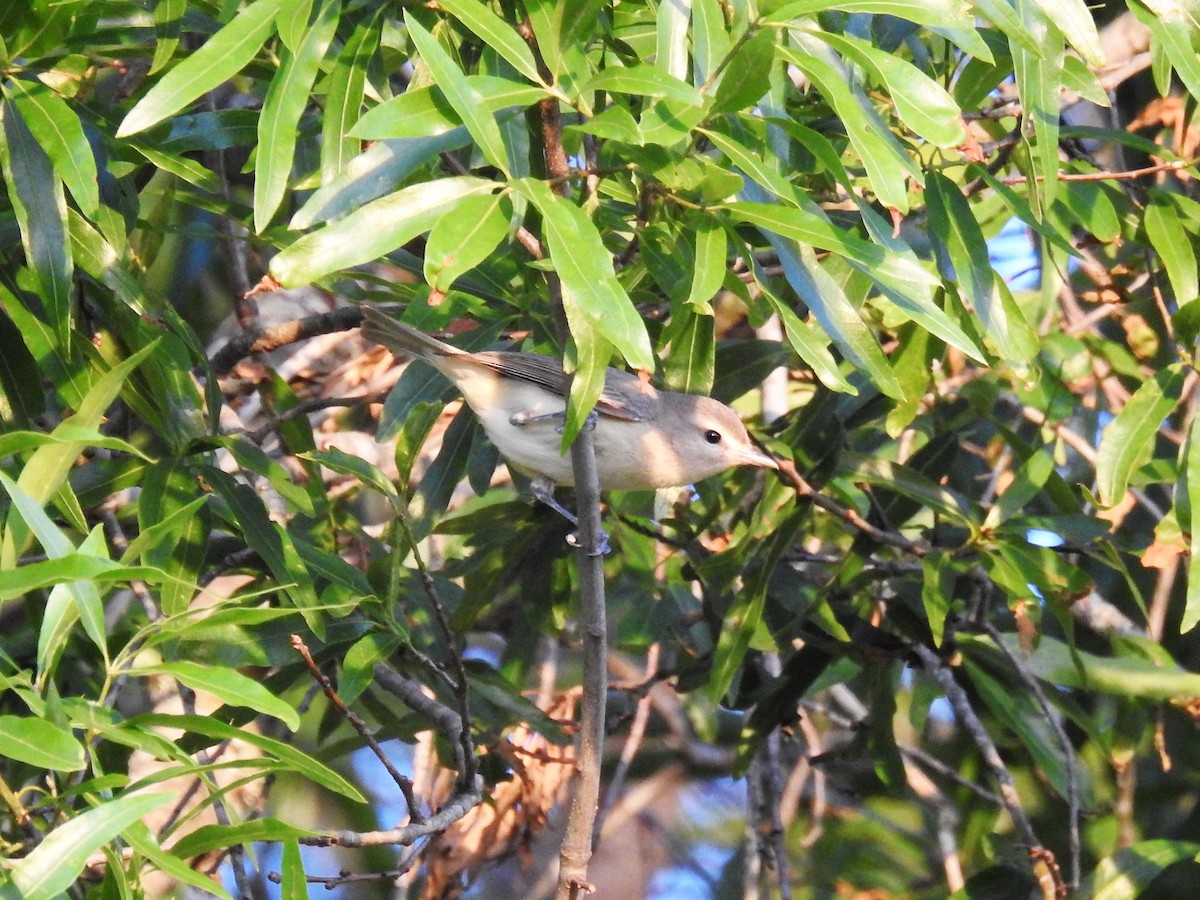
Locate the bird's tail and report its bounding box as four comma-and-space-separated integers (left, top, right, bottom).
359, 306, 462, 361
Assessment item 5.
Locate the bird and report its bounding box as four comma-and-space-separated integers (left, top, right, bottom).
360, 306, 777, 525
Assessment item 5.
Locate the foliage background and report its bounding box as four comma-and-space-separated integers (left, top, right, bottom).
3, 0, 1200, 897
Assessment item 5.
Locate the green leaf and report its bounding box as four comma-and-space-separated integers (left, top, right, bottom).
1185, 413, 1200, 633
1131, 2, 1200, 101
1081, 839, 1200, 900
280, 839, 306, 900
0, 96, 73, 346
271, 176, 498, 286
409, 406, 477, 540
130, 662, 300, 730
0, 553, 164, 601
809, 28, 964, 148
320, 10, 379, 182
688, 216, 726, 313
3, 78, 98, 218
117, 0, 287, 136
1031, 0, 1104, 64
516, 177, 654, 371
777, 38, 920, 212
1145, 190, 1199, 306
303, 447, 401, 511
3, 340, 159, 563
581, 65, 703, 107
711, 27, 776, 113
961, 632, 1200, 701
757, 281, 854, 394
735, 208, 903, 399
292, 132, 471, 228
845, 452, 979, 528
203, 467, 321, 632
0, 715, 86, 770
254, 0, 340, 232
1010, 0, 1065, 210
436, 0, 543, 84
406, 13, 510, 176
6, 792, 174, 899
150, 0, 187, 74
169, 818, 316, 859
661, 307, 715, 395
1096, 365, 1185, 507
926, 172, 1034, 361
722, 202, 938, 290
125, 713, 365, 801
424, 192, 510, 292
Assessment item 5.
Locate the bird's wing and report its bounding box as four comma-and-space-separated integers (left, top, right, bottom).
472, 351, 659, 422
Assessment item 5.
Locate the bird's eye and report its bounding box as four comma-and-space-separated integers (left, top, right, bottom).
703, 429, 722, 445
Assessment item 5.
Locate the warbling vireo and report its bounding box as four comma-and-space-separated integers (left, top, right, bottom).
361, 307, 777, 502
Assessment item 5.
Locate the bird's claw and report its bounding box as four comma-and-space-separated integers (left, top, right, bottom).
567, 529, 611, 556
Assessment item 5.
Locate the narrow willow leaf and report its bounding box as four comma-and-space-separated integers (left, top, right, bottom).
4, 77, 99, 218
712, 27, 776, 113
1185, 413, 1200, 632
270, 176, 498, 286
130, 662, 300, 730
406, 13, 510, 176
4, 342, 159, 564
1011, 0, 1065, 211
117, 0, 286, 136
1030, 0, 1104, 66
409, 406, 476, 540
723, 202, 938, 288
320, 8, 379, 181
6, 793, 173, 899
0, 554, 163, 601
963, 632, 1200, 700
777, 39, 919, 212
436, 0, 543, 84
0, 96, 73, 346
517, 177, 654, 371
254, 0, 340, 232
150, 0, 187, 74
688, 217, 726, 312
1095, 365, 1185, 507
1130, 2, 1200, 100
561, 302, 612, 449
1145, 190, 1199, 306
121, 822, 235, 900
424, 192, 510, 292
1081, 839, 1200, 900
581, 65, 703, 106
692, 0, 731, 86
810, 28, 964, 148
753, 225, 902, 398
759, 286, 854, 393
925, 171, 1031, 360
660, 307, 715, 395
292, 132, 471, 228
0, 715, 86, 770
655, 0, 691, 81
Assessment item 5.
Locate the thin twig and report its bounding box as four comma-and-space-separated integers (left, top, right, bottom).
290, 635, 423, 824
555, 413, 609, 899
978, 624, 1080, 890
210, 306, 364, 376
997, 159, 1193, 185
910, 643, 1063, 896
592, 644, 659, 846
391, 512, 478, 792
775, 457, 931, 556
371, 664, 471, 783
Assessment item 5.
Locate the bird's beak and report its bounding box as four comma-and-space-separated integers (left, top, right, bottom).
740, 446, 779, 470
